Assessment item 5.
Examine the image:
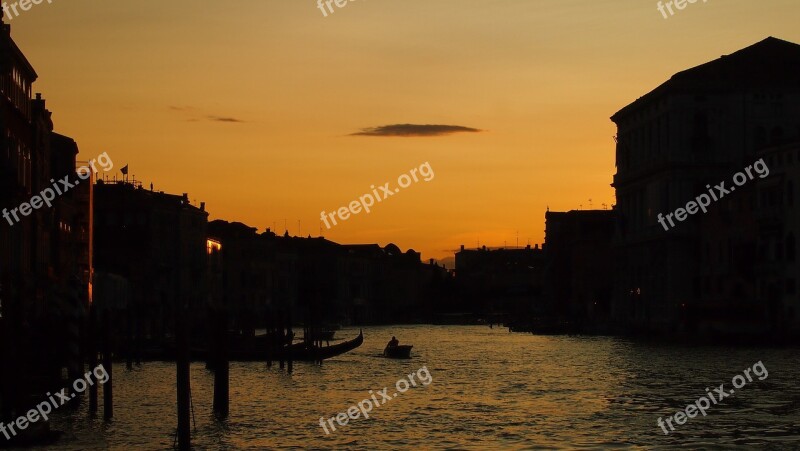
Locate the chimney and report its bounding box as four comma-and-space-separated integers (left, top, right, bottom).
460, 245, 465, 251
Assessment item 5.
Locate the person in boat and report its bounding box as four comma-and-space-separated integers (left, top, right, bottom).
384, 336, 399, 355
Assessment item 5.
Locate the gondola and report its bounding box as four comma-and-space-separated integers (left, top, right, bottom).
230, 329, 363, 362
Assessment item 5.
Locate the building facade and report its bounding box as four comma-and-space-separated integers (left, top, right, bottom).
0, 18, 90, 418
544, 209, 615, 330
94, 182, 208, 342
455, 244, 546, 320
611, 37, 800, 336
755, 140, 800, 337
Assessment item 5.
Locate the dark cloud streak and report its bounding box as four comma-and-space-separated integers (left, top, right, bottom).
168, 106, 245, 123
351, 124, 482, 137
207, 115, 245, 123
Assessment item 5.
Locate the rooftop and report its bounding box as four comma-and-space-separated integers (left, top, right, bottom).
612, 37, 800, 121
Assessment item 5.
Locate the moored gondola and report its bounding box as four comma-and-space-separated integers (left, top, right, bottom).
231, 329, 364, 362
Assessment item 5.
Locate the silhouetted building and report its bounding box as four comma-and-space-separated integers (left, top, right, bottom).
94, 182, 208, 341
755, 140, 800, 337
278, 233, 341, 325
455, 244, 545, 319
206, 236, 222, 313
0, 17, 39, 341
420, 258, 455, 322
339, 243, 423, 324
207, 220, 274, 336
207, 221, 431, 327
0, 19, 91, 419
543, 209, 615, 329
73, 159, 94, 305
611, 37, 800, 336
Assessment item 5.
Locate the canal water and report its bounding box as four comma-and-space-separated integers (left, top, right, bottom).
17, 325, 800, 449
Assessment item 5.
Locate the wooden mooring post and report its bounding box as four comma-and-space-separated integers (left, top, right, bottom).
213, 308, 229, 417
102, 309, 113, 420
176, 310, 191, 450
88, 305, 98, 415
286, 312, 293, 373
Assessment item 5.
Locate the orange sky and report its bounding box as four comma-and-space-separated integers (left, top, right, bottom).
6, 0, 800, 260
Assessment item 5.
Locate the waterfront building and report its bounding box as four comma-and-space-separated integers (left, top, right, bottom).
0, 16, 38, 336
543, 209, 615, 330
94, 182, 209, 341
755, 140, 800, 338
0, 17, 91, 417
207, 220, 273, 335
454, 244, 546, 320
208, 221, 430, 327
610, 37, 800, 335
339, 243, 423, 324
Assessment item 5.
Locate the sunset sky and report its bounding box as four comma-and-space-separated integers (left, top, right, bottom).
7, 0, 800, 260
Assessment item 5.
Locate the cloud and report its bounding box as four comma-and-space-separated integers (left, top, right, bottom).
351, 124, 482, 137
207, 115, 245, 123
168, 106, 245, 123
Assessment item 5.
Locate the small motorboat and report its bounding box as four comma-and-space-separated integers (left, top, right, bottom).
383, 345, 413, 359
